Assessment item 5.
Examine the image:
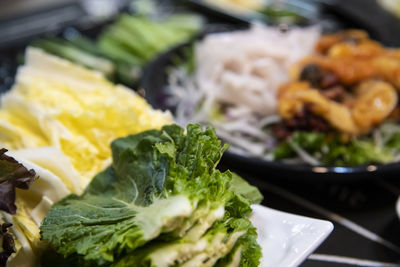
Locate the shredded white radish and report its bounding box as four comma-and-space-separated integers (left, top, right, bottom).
167, 24, 321, 158
195, 24, 320, 117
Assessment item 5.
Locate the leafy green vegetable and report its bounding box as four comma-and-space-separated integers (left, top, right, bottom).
112, 216, 254, 267
386, 132, 400, 151
274, 129, 398, 166
290, 132, 325, 152
230, 173, 263, 205
215, 218, 261, 267
274, 132, 325, 162
322, 139, 393, 166
273, 141, 295, 159
98, 14, 202, 65
41, 125, 262, 266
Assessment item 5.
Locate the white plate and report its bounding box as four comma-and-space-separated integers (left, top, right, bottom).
250, 205, 334, 267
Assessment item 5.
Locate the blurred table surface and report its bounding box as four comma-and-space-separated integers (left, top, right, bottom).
243, 172, 400, 267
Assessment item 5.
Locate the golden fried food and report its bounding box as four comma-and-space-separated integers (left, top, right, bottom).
290, 56, 379, 85
280, 30, 400, 136
372, 56, 400, 88
278, 80, 397, 135
352, 80, 398, 131
316, 30, 369, 54
293, 32, 400, 88
328, 40, 384, 58
317, 57, 379, 85
291, 60, 375, 87
278, 82, 359, 134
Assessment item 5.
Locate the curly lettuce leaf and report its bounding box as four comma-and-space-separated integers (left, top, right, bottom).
41, 125, 262, 266
230, 173, 263, 205
215, 218, 261, 267
112, 215, 247, 267
40, 125, 234, 265
0, 148, 36, 214
111, 173, 263, 267
111, 192, 261, 267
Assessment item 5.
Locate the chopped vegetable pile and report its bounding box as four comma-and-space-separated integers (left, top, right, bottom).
41, 124, 263, 267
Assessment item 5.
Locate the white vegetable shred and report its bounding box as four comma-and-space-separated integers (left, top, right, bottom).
168, 24, 320, 158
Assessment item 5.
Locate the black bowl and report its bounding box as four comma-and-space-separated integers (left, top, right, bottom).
141, 4, 400, 182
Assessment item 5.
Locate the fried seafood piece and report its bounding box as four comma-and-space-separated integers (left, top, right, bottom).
328, 40, 385, 58
282, 31, 400, 135
278, 82, 359, 134
312, 57, 380, 85
316, 30, 369, 54
373, 56, 400, 89
352, 80, 398, 131
278, 80, 398, 134
291, 56, 400, 87
294, 58, 379, 86
292, 31, 400, 88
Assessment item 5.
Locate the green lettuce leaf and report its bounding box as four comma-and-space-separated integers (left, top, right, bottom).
215, 218, 261, 267
110, 173, 263, 267
41, 125, 262, 266
229, 173, 263, 205
112, 215, 248, 267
